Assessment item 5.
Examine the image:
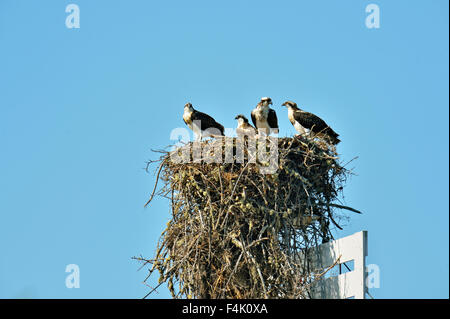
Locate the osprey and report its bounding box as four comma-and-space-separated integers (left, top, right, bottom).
183, 103, 225, 140
235, 114, 257, 137
251, 97, 279, 135
281, 101, 340, 145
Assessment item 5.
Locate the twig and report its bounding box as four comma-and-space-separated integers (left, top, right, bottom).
144, 157, 168, 207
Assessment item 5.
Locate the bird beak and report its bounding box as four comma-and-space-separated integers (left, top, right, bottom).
234, 116, 239, 120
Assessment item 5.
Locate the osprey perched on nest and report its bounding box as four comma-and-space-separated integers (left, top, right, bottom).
251, 97, 279, 135
235, 114, 256, 137
281, 101, 340, 145
183, 103, 224, 140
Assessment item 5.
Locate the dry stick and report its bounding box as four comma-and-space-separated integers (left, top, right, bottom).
208, 195, 212, 263
247, 177, 268, 206
197, 202, 205, 229
133, 256, 154, 272
315, 201, 362, 214
228, 159, 252, 203
328, 213, 343, 230
341, 156, 359, 168
158, 232, 201, 282
296, 254, 342, 299
144, 157, 168, 207
143, 280, 165, 299
217, 159, 252, 231
314, 254, 342, 281
239, 235, 268, 298
247, 237, 269, 249
192, 166, 220, 193
218, 166, 224, 202
223, 251, 243, 298
328, 203, 362, 214
145, 149, 168, 173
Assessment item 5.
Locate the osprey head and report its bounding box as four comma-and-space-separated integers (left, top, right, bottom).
259, 97, 273, 107
184, 102, 194, 111
235, 114, 249, 123
281, 101, 298, 109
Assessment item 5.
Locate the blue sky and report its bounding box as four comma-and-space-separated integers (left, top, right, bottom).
0, 0, 448, 299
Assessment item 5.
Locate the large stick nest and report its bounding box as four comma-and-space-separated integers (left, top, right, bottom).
136, 136, 359, 299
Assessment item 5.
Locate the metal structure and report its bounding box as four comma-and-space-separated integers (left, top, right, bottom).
310, 231, 368, 299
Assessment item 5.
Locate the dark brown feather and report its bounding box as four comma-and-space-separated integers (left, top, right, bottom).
192, 110, 224, 135
293, 110, 340, 144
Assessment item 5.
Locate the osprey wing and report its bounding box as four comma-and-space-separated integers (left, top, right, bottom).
193, 111, 224, 135
294, 110, 340, 144
250, 109, 257, 128
267, 108, 278, 129
293, 111, 328, 132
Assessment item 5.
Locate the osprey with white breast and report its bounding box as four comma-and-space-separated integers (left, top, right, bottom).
183, 103, 225, 140
251, 97, 279, 135
281, 101, 340, 145
235, 114, 257, 137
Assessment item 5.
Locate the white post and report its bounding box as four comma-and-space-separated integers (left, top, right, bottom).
309, 231, 368, 299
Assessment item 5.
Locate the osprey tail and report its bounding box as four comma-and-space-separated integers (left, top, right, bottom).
330, 135, 340, 145
326, 128, 340, 145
